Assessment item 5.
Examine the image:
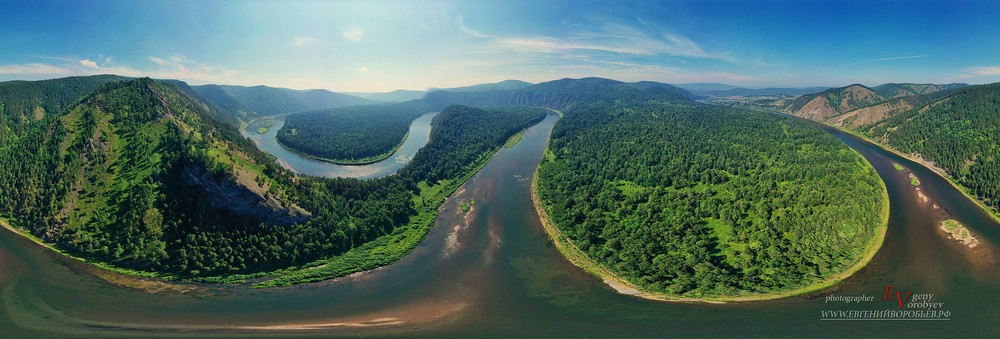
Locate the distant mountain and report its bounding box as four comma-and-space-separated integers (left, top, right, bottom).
787, 82, 970, 125
855, 83, 1000, 214
417, 77, 695, 111
431, 79, 533, 92
351, 79, 535, 103
691, 87, 830, 97
191, 84, 378, 119
674, 83, 739, 91
829, 88, 958, 128
350, 89, 426, 102
872, 83, 968, 99
784, 84, 885, 121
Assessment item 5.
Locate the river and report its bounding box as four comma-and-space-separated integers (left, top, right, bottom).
0, 110, 998, 337
241, 112, 437, 178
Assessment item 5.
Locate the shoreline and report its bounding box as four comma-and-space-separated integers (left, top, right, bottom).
269, 112, 437, 166
0, 114, 546, 290
530, 141, 890, 303
818, 120, 1000, 226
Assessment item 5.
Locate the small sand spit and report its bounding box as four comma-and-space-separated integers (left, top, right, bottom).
940, 219, 980, 248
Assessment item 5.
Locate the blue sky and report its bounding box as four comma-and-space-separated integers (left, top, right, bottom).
2, 0, 999, 92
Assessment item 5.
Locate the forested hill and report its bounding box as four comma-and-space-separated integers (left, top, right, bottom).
872, 83, 967, 99
420, 77, 696, 111
0, 78, 313, 269
783, 84, 884, 121
275, 77, 696, 164
861, 83, 1000, 215
0, 75, 128, 141
536, 98, 887, 297
0, 76, 547, 281
191, 84, 378, 120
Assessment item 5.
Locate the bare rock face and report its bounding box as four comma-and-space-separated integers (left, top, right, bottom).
183, 165, 311, 226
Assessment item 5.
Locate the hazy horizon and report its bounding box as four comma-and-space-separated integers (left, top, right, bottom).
2, 0, 999, 92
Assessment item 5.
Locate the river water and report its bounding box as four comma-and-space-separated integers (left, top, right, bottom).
1, 111, 998, 337
241, 112, 437, 178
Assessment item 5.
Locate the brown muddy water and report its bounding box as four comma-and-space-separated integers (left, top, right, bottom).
1, 111, 998, 337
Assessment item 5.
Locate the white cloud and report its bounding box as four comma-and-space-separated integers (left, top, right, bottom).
0, 63, 74, 76
359, 66, 369, 72
343, 26, 365, 43
961, 66, 1000, 78
457, 16, 491, 38
483, 21, 731, 62
79, 59, 98, 69
293, 37, 318, 46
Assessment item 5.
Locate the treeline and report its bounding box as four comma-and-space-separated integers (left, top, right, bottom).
864, 83, 1000, 212
276, 103, 427, 162
536, 99, 886, 296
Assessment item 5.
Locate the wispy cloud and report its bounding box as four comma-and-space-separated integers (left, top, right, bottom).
0, 63, 73, 76
358, 66, 368, 72
799, 55, 927, 74
342, 26, 365, 43
293, 37, 318, 46
960, 65, 1000, 78
457, 16, 491, 38
479, 20, 732, 62
0, 54, 242, 85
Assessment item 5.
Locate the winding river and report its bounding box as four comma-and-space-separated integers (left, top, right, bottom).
1, 110, 998, 337
241, 112, 437, 178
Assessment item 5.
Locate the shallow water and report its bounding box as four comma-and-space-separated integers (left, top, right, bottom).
1, 111, 998, 337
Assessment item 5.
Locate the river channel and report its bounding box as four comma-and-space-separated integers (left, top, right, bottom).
241, 112, 437, 178
0, 110, 997, 337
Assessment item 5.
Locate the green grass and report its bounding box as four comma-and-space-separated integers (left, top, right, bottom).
942, 219, 962, 233
893, 163, 905, 171
504, 130, 525, 148
911, 175, 921, 187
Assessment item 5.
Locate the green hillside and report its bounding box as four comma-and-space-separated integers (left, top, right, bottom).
863, 83, 1000, 214
0, 77, 545, 283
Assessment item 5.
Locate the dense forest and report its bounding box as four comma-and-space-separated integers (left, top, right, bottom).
0, 77, 545, 278
863, 83, 1000, 213
276, 103, 428, 163
536, 99, 887, 296
274, 77, 694, 164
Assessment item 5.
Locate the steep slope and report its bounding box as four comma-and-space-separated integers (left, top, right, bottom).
784, 84, 884, 120
860, 83, 1000, 214
0, 78, 308, 269
873, 83, 967, 99
191, 84, 378, 118
829, 88, 958, 128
